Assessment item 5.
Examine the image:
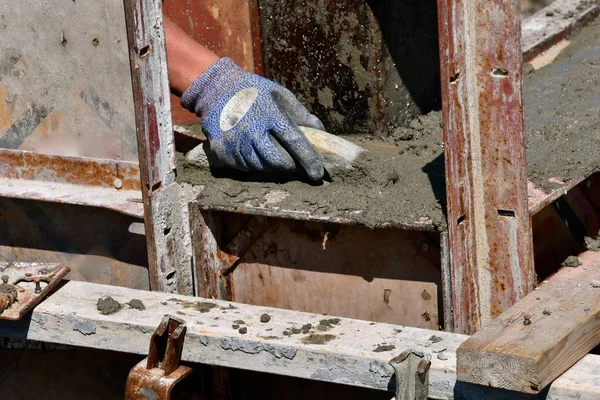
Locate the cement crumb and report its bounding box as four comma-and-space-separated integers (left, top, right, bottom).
302, 334, 336, 345
97, 297, 122, 315
316, 318, 341, 331
562, 255, 581, 267
429, 335, 443, 343
590, 280, 600, 288
128, 299, 145, 311
373, 344, 396, 353
585, 236, 600, 252
260, 313, 272, 323
437, 352, 448, 361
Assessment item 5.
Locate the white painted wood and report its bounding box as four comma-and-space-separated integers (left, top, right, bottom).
0, 281, 598, 399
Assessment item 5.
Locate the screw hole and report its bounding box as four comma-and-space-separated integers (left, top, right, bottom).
139, 45, 151, 58
491, 68, 509, 77
450, 71, 460, 84
151, 182, 162, 192
163, 226, 171, 236
498, 209, 515, 217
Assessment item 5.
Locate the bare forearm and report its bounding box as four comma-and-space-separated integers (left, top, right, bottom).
164, 16, 219, 96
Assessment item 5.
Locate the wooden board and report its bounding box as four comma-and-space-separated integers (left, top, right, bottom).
0, 280, 599, 399
231, 219, 442, 329
457, 251, 600, 393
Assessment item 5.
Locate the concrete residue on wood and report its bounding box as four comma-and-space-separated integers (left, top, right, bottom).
316, 318, 341, 331
168, 297, 218, 313
96, 297, 122, 315
562, 255, 581, 267
585, 235, 600, 252
260, 313, 272, 323
373, 344, 395, 353
72, 320, 96, 336
302, 333, 337, 345
127, 299, 145, 310
176, 20, 600, 228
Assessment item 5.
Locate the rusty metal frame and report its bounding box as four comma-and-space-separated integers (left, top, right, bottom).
125, 315, 192, 400
123, 0, 197, 294
0, 149, 143, 217
0, 263, 70, 320
437, 0, 535, 334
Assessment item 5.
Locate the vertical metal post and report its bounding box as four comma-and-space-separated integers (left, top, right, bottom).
123, 0, 195, 294
437, 0, 535, 333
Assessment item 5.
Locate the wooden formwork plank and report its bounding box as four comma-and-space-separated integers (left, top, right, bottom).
437, 0, 535, 334
457, 251, 600, 394
1, 280, 599, 399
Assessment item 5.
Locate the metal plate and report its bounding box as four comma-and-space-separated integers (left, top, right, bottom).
0, 263, 70, 320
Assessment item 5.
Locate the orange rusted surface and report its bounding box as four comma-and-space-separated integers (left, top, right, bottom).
164, 0, 261, 124
0, 263, 70, 320
437, 0, 535, 334
125, 316, 192, 400
0, 149, 140, 190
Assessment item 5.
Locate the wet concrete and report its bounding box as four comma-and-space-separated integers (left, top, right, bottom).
258, 0, 440, 136
177, 20, 600, 229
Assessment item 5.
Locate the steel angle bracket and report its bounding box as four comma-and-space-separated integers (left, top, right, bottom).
0, 263, 70, 321
125, 315, 193, 400
389, 349, 431, 400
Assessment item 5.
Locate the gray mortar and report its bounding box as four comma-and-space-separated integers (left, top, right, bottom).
177, 21, 600, 229
524, 19, 600, 192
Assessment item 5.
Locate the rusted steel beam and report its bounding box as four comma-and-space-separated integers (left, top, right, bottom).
123, 0, 192, 293
0, 149, 143, 217
437, 0, 535, 333
188, 205, 231, 300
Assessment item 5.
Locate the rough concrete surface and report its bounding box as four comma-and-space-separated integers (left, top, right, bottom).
178, 20, 600, 229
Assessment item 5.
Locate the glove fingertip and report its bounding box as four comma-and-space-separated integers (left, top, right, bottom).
305, 160, 325, 181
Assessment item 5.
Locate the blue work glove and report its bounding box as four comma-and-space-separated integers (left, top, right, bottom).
181, 58, 325, 181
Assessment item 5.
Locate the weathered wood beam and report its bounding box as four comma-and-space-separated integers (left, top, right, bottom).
0, 280, 599, 399
437, 0, 535, 334
457, 251, 600, 394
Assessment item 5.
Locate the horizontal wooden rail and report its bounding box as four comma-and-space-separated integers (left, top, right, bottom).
0, 281, 598, 399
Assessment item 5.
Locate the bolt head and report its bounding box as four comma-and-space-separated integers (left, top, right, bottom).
113, 178, 123, 189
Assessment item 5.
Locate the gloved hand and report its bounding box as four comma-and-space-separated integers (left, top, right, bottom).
181, 58, 324, 181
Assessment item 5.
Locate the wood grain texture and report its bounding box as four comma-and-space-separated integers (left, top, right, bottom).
457, 251, 600, 394
437, 0, 535, 334
231, 220, 442, 328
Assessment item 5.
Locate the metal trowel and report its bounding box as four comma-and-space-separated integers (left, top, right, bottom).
185, 126, 365, 177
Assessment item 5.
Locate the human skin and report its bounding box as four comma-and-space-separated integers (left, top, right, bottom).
163, 16, 220, 97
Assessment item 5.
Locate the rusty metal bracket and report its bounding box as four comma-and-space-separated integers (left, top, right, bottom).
0, 263, 70, 320
389, 350, 431, 400
125, 315, 192, 400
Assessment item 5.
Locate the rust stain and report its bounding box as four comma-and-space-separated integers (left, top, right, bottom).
0, 149, 140, 190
